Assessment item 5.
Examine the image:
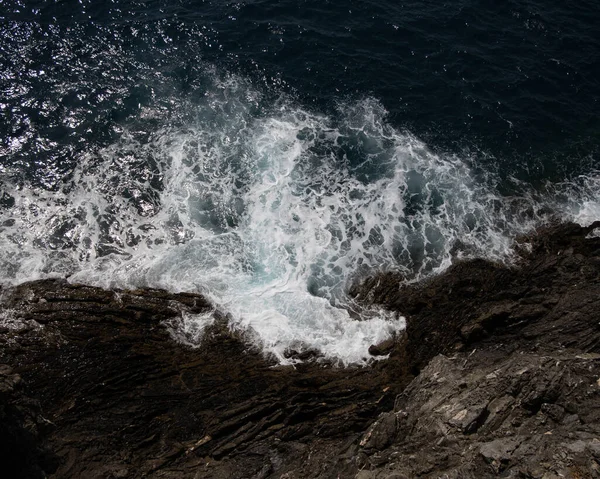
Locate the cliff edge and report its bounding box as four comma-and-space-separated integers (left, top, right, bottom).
1, 222, 599, 478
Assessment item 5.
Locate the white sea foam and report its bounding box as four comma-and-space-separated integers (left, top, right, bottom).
0, 71, 598, 364
163, 310, 217, 348
565, 175, 600, 227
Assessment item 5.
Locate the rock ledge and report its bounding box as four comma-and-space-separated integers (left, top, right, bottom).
1, 222, 600, 478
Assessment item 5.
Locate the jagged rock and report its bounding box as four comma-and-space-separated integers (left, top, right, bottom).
348, 223, 600, 478
359, 412, 398, 451
541, 403, 566, 423
0, 280, 409, 478
479, 438, 522, 472
1, 222, 599, 478
368, 337, 396, 356
0, 364, 21, 395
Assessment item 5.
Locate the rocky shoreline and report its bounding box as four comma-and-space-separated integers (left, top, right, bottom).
1, 222, 600, 478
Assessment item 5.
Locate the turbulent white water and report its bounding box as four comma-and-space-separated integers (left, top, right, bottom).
0, 72, 598, 364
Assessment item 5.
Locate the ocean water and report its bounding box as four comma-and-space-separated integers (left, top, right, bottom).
1, 0, 599, 364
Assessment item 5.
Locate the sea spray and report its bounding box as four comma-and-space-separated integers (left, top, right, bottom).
0, 71, 598, 363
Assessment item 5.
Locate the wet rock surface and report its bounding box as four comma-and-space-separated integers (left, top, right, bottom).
0, 281, 408, 478
1, 222, 600, 478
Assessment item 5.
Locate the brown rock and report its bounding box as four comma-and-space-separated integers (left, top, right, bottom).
1, 222, 599, 478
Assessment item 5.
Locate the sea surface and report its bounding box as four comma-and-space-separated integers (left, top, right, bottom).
1, 0, 599, 363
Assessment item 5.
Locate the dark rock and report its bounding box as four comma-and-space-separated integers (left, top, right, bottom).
479, 438, 522, 473
0, 364, 58, 478
368, 337, 396, 356
1, 222, 600, 478
541, 403, 566, 423
344, 223, 600, 478
0, 280, 411, 478
359, 411, 398, 451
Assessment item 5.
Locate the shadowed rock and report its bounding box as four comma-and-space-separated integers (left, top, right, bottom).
0, 280, 408, 478
1, 222, 600, 478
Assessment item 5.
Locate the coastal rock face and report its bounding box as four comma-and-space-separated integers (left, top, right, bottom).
0, 364, 57, 478
351, 222, 600, 478
0, 281, 408, 478
355, 225, 600, 478
355, 351, 600, 478
1, 222, 600, 478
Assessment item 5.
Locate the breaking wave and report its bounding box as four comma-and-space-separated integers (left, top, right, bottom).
0, 70, 598, 363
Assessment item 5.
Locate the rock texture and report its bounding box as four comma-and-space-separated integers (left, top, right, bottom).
0, 364, 57, 478
350, 221, 600, 478
0, 282, 408, 478
1, 221, 600, 478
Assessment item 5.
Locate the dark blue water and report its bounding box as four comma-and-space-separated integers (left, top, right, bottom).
0, 0, 599, 362
2, 0, 599, 187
